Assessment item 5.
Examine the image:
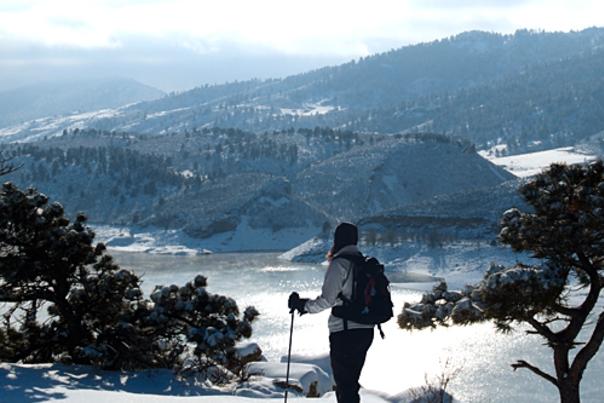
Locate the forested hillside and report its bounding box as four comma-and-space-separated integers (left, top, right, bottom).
2, 28, 604, 154
2, 128, 513, 249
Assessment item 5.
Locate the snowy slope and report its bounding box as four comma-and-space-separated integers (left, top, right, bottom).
480, 146, 598, 177
0, 78, 164, 128
0, 108, 128, 143
144, 175, 329, 246
2, 29, 604, 149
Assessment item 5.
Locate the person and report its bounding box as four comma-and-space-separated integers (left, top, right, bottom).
288, 222, 374, 403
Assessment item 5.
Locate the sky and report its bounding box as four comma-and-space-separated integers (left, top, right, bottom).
0, 0, 603, 91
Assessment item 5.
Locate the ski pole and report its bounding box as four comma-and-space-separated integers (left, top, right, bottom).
284, 309, 295, 403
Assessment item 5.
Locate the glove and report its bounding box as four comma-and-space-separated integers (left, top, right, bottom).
288, 292, 308, 315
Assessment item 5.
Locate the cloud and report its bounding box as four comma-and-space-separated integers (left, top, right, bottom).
414, 0, 536, 8
0, 0, 602, 56
0, 0, 602, 91
0, 35, 350, 91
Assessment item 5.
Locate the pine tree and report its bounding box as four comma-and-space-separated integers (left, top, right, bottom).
399, 161, 604, 403
0, 183, 259, 376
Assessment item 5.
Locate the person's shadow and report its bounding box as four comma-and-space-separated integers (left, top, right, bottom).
0, 363, 219, 402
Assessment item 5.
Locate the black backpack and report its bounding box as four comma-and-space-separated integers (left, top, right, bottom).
331, 255, 394, 338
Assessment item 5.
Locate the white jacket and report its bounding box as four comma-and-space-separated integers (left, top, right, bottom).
304, 245, 374, 333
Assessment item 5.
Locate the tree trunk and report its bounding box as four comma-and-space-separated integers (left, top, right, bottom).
53, 278, 87, 349
558, 380, 581, 403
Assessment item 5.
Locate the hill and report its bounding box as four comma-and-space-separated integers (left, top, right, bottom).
295, 133, 514, 220
2, 129, 513, 251
0, 78, 164, 127
2, 28, 604, 153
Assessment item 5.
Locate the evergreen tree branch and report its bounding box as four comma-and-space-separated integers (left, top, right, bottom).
511, 360, 558, 387
0, 288, 55, 304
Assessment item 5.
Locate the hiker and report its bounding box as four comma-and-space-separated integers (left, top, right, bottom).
288, 222, 376, 403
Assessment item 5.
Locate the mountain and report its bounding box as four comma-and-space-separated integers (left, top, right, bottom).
0, 78, 164, 127
2, 129, 513, 250
577, 130, 604, 157
357, 179, 527, 245
282, 179, 527, 262
347, 48, 604, 153
2, 28, 604, 152
295, 133, 514, 220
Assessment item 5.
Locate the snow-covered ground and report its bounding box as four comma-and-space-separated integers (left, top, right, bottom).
480, 146, 598, 177
0, 359, 424, 403
279, 100, 340, 117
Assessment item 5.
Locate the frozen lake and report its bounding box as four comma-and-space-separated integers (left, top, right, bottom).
112, 251, 604, 403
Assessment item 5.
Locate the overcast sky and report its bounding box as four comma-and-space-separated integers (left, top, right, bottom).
0, 0, 603, 91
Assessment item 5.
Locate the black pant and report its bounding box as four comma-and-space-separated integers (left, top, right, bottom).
329, 328, 374, 403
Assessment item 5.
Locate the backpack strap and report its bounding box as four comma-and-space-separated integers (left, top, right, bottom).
336, 258, 354, 332
334, 254, 376, 334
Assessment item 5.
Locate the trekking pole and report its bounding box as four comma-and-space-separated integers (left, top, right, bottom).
284, 310, 295, 403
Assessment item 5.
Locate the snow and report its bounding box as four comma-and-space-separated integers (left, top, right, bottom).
243, 361, 332, 397
481, 147, 598, 177
93, 222, 320, 255
478, 143, 508, 158
0, 107, 125, 143
146, 107, 192, 119
0, 361, 431, 403
278, 236, 329, 262
279, 101, 338, 117
93, 225, 211, 256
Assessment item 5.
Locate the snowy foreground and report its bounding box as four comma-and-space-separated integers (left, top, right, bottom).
3, 248, 603, 402
0, 360, 445, 403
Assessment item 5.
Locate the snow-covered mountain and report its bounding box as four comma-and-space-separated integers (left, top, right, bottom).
282, 179, 526, 262
0, 78, 164, 128
357, 179, 526, 244
3, 129, 513, 251
295, 133, 514, 220
2, 28, 604, 153
145, 175, 329, 250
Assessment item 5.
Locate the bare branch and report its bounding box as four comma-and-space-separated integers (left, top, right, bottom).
542, 317, 572, 325
552, 303, 580, 317
512, 360, 558, 387
556, 252, 602, 342
528, 316, 557, 341
570, 310, 604, 379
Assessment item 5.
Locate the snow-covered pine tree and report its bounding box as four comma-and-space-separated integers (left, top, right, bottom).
0, 182, 259, 376
399, 161, 604, 403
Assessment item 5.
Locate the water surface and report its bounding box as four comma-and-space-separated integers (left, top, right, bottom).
113, 251, 603, 403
